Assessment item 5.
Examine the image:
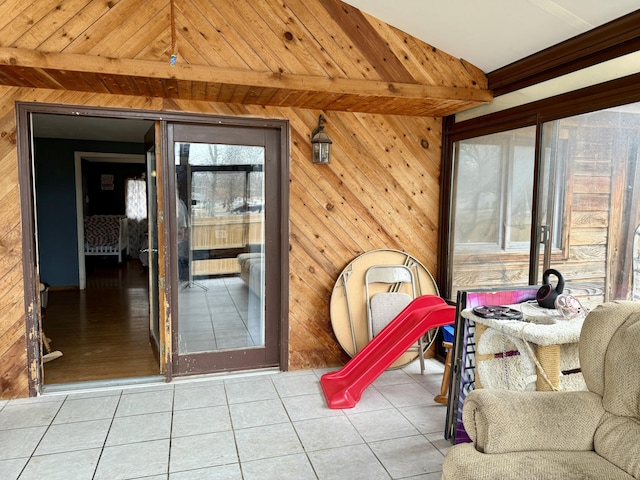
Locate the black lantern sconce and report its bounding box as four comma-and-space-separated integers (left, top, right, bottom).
311, 114, 332, 164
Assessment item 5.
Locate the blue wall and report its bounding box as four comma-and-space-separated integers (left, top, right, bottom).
35, 139, 144, 287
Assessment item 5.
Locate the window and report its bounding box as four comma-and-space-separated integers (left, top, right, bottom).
175, 142, 264, 219
125, 178, 147, 221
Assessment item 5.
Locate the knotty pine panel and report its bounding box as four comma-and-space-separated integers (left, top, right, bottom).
253, 1, 347, 78
0, 5, 487, 399
0, 86, 443, 396
290, 202, 360, 277
320, 1, 415, 83
187, 0, 272, 71
60, 1, 137, 56
284, 0, 380, 80
350, 114, 441, 223
0, 87, 28, 399
363, 13, 483, 89
0, 1, 56, 46
11, 0, 93, 51
117, 9, 172, 62
290, 174, 375, 256
35, 1, 120, 53
1, 0, 487, 92
0, 268, 27, 398
91, 3, 169, 59
0, 342, 29, 398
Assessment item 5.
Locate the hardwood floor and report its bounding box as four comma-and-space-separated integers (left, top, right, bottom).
42, 259, 159, 385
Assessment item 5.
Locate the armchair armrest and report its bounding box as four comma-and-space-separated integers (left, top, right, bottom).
463, 389, 604, 454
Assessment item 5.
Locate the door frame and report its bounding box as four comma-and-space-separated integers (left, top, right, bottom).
73, 151, 145, 290
17, 102, 290, 394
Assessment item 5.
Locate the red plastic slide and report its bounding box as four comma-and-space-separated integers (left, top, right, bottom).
320, 295, 456, 409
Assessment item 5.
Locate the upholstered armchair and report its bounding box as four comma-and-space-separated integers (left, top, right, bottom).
442, 301, 640, 480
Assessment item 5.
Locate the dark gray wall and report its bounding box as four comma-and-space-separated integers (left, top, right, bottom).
34, 139, 144, 287
84, 161, 145, 216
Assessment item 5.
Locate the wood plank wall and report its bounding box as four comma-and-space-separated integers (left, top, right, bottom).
0, 0, 487, 398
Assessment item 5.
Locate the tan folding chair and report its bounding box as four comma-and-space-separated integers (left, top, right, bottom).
365, 265, 427, 373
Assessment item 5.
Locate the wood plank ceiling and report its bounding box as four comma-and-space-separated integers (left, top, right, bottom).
0, 0, 491, 116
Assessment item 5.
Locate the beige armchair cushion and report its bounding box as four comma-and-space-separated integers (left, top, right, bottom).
592, 302, 640, 478
443, 444, 634, 480
463, 389, 604, 454
580, 301, 640, 399
596, 413, 640, 479
600, 307, 640, 417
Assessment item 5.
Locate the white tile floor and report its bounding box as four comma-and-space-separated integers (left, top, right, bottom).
178, 277, 263, 353
0, 359, 450, 479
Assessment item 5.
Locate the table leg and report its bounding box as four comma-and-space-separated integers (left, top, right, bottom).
434, 341, 453, 404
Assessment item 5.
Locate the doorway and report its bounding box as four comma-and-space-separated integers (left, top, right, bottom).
19, 104, 289, 392
30, 113, 160, 387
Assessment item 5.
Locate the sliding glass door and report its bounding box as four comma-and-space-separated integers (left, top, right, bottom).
168, 122, 285, 375
538, 106, 640, 303
449, 102, 640, 307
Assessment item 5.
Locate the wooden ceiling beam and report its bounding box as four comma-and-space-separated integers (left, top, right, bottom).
0, 47, 492, 116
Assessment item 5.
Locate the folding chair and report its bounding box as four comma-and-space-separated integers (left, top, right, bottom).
365, 264, 427, 373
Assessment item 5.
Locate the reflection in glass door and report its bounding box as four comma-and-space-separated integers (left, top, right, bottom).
449, 126, 537, 298
176, 143, 265, 352
169, 123, 284, 375
539, 105, 640, 305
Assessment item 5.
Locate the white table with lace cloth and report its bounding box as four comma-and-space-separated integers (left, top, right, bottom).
462, 302, 587, 392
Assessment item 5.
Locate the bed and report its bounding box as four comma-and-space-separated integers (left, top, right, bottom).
84, 215, 128, 263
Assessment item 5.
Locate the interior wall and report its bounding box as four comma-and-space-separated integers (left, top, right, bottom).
33, 138, 144, 288
84, 161, 145, 216
0, 87, 443, 398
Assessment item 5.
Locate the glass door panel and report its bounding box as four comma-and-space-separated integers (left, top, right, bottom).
168, 122, 283, 376
450, 126, 537, 298
449, 102, 640, 308
146, 140, 161, 357
536, 121, 565, 285
540, 104, 640, 307
144, 123, 165, 372
176, 144, 265, 354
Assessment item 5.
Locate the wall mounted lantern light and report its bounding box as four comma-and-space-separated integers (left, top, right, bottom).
311, 114, 332, 164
